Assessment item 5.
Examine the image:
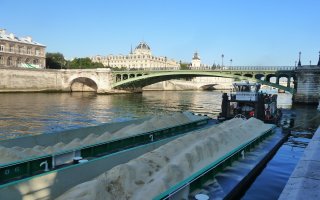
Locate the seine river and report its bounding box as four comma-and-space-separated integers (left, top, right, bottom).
0, 91, 319, 199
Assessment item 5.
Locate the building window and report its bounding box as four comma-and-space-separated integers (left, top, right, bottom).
35, 48, 40, 56
26, 58, 31, 64
0, 45, 4, 52
0, 56, 4, 64
18, 46, 24, 54
17, 57, 22, 66
9, 45, 14, 52
33, 59, 39, 65
7, 57, 14, 66
27, 47, 32, 55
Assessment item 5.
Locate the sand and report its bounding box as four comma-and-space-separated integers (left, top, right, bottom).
0, 112, 205, 164
56, 118, 273, 200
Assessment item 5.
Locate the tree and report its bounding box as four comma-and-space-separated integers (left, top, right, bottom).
180, 62, 189, 70
212, 63, 217, 70
46, 52, 66, 69
68, 57, 104, 69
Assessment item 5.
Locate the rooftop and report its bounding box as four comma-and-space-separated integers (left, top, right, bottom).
0, 29, 45, 47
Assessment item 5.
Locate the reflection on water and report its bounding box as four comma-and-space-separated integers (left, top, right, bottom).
0, 91, 318, 140
0, 91, 222, 140
242, 129, 313, 200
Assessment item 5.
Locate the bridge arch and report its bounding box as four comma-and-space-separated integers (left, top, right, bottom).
243, 74, 253, 78
254, 74, 265, 80
111, 70, 296, 93
69, 77, 98, 92
112, 71, 234, 89
265, 74, 277, 83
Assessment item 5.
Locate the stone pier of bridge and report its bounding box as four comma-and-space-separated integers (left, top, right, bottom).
293, 66, 320, 108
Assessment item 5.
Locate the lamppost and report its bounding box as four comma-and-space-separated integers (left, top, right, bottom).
298, 51, 301, 67
221, 54, 224, 67
165, 56, 167, 70
230, 59, 232, 67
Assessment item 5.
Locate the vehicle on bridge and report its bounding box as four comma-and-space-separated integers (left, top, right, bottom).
218, 81, 282, 124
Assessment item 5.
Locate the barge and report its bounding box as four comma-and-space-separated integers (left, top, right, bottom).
0, 111, 286, 200
0, 113, 211, 199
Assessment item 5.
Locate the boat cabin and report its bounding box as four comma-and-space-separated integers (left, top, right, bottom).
230, 82, 261, 102
219, 82, 281, 124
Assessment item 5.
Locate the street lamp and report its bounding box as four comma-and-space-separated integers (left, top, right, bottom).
298, 51, 301, 67
230, 59, 232, 67
165, 56, 167, 70
221, 54, 224, 67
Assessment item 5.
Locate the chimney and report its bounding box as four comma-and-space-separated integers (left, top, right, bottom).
0, 29, 6, 36
9, 33, 14, 39
25, 36, 32, 42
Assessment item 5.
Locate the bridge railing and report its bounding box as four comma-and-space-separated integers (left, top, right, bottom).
112, 66, 296, 72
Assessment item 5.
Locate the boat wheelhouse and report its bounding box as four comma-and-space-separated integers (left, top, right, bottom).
218, 81, 281, 123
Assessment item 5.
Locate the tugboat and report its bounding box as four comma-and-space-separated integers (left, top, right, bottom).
218, 81, 282, 124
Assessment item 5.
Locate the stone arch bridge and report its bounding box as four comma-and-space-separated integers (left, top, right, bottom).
0, 67, 297, 94
111, 68, 296, 93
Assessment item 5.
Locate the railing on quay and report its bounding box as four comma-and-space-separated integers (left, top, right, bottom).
112, 66, 296, 72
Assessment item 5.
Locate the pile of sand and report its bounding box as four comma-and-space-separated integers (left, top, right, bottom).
56, 118, 273, 200
0, 112, 205, 164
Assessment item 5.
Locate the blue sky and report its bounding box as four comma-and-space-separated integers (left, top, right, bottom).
1, 0, 319, 66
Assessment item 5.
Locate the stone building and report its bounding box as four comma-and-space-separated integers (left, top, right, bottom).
91, 41, 179, 69
0, 29, 46, 68
191, 51, 201, 68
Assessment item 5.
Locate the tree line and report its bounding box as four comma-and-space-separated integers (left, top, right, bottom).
46, 52, 222, 70
45, 52, 104, 69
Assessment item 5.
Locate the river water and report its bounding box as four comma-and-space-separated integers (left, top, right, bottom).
0, 91, 319, 199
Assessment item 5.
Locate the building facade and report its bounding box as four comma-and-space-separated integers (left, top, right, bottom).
91, 42, 179, 69
0, 29, 46, 68
191, 51, 201, 68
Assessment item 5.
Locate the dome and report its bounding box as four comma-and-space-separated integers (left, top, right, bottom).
135, 42, 151, 50
133, 41, 152, 55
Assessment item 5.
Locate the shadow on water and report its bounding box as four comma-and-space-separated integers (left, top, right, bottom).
241, 104, 317, 200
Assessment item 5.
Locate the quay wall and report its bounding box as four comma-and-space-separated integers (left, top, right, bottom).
0, 68, 67, 92
0, 68, 113, 93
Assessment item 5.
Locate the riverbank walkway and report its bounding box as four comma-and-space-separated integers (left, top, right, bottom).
278, 125, 320, 199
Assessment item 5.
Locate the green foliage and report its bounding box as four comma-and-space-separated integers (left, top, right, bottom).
68, 58, 104, 69
180, 62, 190, 70
212, 63, 217, 70
46, 52, 66, 69
111, 66, 127, 71
46, 52, 105, 69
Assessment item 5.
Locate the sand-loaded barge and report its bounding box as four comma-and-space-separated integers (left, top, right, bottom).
0, 112, 288, 200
